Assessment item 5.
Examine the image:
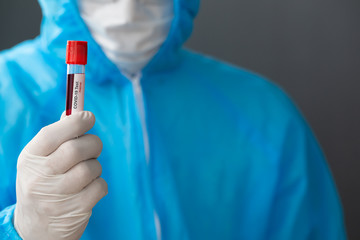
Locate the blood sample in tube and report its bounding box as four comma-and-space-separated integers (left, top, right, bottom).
65, 41, 87, 116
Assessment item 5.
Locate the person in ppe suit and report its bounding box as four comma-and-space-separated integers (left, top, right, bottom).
0, 0, 347, 239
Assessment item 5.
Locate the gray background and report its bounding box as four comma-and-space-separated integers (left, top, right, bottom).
0, 0, 359, 239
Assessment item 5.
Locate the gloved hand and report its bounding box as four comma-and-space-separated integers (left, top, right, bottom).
14, 111, 108, 240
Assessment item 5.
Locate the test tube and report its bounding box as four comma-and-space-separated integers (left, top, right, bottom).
65, 41, 88, 116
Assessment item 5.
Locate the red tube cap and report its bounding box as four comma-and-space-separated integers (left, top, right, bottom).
66, 41, 88, 65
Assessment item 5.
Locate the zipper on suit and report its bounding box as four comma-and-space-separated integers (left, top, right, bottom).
128, 72, 162, 240
130, 73, 150, 164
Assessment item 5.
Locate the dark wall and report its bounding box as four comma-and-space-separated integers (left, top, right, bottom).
1, 0, 359, 239
0, 1, 42, 50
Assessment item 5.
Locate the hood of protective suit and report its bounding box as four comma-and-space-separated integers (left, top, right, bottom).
36, 0, 200, 83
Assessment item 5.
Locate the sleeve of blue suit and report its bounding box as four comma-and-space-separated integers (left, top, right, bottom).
263, 112, 346, 239
0, 205, 22, 240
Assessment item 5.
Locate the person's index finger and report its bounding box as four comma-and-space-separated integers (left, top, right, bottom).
26, 111, 95, 156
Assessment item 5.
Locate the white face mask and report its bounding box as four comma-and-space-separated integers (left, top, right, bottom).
78, 0, 174, 75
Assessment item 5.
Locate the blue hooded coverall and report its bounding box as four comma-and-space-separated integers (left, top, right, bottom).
0, 0, 346, 239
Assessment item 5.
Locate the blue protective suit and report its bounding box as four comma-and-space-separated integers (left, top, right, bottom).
0, 0, 346, 239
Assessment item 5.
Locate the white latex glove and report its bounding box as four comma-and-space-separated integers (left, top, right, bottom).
14, 111, 108, 240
